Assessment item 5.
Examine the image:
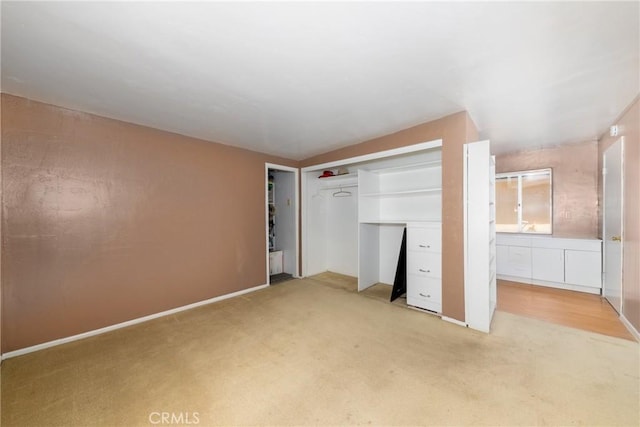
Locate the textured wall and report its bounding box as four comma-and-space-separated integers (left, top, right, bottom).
495, 141, 599, 238
598, 97, 640, 335
1, 94, 297, 353
301, 111, 478, 323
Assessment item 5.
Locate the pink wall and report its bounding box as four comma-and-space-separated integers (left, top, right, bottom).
495, 141, 599, 238
1, 94, 298, 353
598, 97, 640, 335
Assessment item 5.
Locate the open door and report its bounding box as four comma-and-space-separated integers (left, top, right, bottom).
603, 138, 624, 314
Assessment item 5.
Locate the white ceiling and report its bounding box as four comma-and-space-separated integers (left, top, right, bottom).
2, 2, 638, 160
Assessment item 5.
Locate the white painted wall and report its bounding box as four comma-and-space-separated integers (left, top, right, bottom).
304, 170, 360, 277
325, 186, 359, 277
378, 224, 405, 284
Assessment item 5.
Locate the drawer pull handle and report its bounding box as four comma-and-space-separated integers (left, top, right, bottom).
419, 269, 430, 273
419, 293, 431, 298
419, 244, 431, 248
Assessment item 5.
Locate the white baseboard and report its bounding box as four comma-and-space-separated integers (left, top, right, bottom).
497, 274, 601, 295
620, 314, 640, 342
1, 283, 269, 361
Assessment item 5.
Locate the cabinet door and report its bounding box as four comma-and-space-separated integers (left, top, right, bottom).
531, 247, 564, 282
565, 250, 602, 288
496, 245, 509, 275
501, 246, 532, 278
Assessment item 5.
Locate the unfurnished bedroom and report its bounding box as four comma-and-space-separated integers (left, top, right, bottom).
0, 2, 638, 426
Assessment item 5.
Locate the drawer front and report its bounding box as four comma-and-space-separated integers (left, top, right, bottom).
407, 227, 441, 253
407, 297, 441, 313
407, 252, 442, 278
407, 277, 442, 312
496, 234, 531, 247
529, 237, 601, 252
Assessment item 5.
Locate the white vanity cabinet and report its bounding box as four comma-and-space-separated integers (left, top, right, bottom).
406, 222, 442, 313
496, 235, 602, 294
531, 247, 564, 283
564, 249, 602, 288
499, 245, 532, 278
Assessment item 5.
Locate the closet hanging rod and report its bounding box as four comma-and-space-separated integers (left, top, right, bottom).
320, 183, 358, 191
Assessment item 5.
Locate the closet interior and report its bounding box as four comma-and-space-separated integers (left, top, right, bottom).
303, 142, 444, 306
267, 168, 297, 283
301, 139, 496, 332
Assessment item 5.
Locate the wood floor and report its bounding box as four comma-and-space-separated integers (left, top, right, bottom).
497, 280, 634, 341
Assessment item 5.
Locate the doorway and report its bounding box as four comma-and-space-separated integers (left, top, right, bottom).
603, 137, 624, 314
265, 164, 299, 285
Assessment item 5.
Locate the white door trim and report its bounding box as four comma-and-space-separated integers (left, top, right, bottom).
265, 163, 300, 283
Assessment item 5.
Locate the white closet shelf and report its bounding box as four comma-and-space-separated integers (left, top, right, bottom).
370, 160, 442, 174
319, 174, 357, 187
359, 220, 408, 225
318, 172, 359, 181
360, 218, 442, 224
360, 188, 441, 197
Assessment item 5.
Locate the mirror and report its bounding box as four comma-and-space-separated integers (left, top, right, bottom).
495, 168, 552, 234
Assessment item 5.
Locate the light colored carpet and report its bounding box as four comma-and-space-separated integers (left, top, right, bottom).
1, 272, 638, 426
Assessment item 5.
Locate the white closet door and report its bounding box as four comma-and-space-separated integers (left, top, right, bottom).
464, 140, 494, 333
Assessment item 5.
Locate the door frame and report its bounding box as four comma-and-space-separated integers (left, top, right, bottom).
602, 137, 625, 314
265, 163, 300, 283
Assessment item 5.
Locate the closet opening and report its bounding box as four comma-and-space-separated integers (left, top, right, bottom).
265, 164, 299, 285
301, 140, 444, 292
301, 139, 497, 333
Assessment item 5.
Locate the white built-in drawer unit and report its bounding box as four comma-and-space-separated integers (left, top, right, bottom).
407, 277, 442, 310
407, 226, 442, 252
406, 222, 442, 313
496, 234, 602, 294
407, 252, 442, 278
